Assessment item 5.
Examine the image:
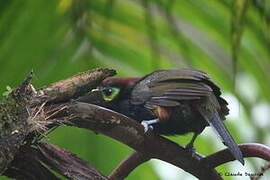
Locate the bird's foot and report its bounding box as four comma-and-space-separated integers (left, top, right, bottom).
184, 132, 199, 157
141, 120, 154, 133
185, 144, 196, 157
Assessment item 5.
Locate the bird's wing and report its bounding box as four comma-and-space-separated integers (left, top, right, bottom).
130, 69, 242, 163
130, 68, 222, 108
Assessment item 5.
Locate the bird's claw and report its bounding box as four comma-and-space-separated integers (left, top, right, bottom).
185, 144, 196, 157
141, 121, 153, 133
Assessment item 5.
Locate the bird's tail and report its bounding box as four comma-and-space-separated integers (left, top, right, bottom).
198, 97, 244, 165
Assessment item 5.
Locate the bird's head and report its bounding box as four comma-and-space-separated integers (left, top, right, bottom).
93, 77, 140, 103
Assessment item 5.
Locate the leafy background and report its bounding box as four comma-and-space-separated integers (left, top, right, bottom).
0, 0, 270, 179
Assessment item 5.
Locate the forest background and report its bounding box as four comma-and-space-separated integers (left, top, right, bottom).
0, 0, 270, 179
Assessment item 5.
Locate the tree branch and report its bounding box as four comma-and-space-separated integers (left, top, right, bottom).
37, 141, 108, 180
33, 68, 116, 104
108, 151, 150, 180
202, 143, 270, 168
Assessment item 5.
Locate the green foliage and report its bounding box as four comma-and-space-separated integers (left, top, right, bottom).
2, 86, 12, 97
0, 0, 270, 179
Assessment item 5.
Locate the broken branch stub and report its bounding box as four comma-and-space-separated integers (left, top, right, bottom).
35, 68, 116, 104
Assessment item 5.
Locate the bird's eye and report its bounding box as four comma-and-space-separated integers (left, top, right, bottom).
101, 87, 120, 101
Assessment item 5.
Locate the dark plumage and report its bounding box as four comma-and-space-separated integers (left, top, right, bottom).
98, 68, 244, 165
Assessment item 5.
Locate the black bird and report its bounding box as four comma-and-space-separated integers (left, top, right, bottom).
95, 68, 244, 165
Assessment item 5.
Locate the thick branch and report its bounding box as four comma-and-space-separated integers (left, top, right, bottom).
0, 72, 34, 174
3, 146, 60, 180
37, 141, 108, 180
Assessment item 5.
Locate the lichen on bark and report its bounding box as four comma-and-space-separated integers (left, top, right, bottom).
0, 72, 34, 173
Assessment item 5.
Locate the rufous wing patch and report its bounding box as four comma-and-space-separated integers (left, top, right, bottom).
154, 106, 171, 122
